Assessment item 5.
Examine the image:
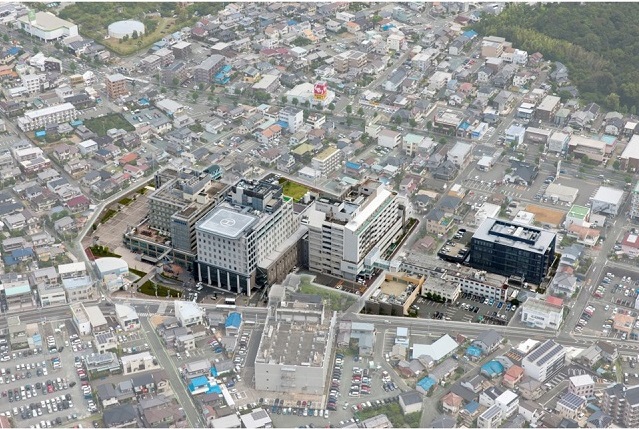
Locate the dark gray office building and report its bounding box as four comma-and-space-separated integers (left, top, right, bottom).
469, 218, 556, 285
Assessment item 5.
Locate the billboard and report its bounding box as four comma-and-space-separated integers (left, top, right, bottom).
313, 81, 327, 101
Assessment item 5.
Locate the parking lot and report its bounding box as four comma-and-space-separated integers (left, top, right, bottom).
268, 351, 402, 428
579, 265, 639, 339
415, 293, 516, 326
0, 321, 89, 428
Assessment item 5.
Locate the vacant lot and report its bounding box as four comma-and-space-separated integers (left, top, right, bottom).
85, 113, 134, 136
524, 204, 566, 227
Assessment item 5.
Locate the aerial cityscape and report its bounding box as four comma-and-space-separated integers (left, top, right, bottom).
0, 1, 637, 428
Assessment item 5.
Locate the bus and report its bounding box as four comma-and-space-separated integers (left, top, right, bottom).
225, 297, 236, 305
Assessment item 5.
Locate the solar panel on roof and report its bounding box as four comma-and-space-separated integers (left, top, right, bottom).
252, 410, 268, 420
538, 344, 563, 366
526, 340, 555, 362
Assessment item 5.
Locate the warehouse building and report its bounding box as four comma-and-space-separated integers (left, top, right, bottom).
591, 186, 625, 216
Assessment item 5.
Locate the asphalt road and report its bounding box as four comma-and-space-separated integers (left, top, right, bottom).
139, 317, 203, 428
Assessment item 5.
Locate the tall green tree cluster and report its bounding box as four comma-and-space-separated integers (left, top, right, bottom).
473, 3, 639, 112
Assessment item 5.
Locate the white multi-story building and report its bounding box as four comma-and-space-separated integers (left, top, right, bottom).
477, 404, 503, 428
631, 182, 639, 219
304, 180, 404, 280
495, 390, 519, 419
522, 339, 566, 382
17, 102, 77, 131
196, 179, 298, 295
21, 73, 47, 94
278, 107, 304, 133
18, 11, 78, 41
521, 297, 564, 330
70, 302, 91, 335
311, 146, 342, 177
569, 374, 595, 398
378, 129, 401, 149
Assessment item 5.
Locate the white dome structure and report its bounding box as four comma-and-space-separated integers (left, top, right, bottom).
107, 20, 145, 40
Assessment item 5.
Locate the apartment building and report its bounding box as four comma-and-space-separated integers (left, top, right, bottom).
17, 102, 78, 132
631, 181, 639, 219
304, 180, 404, 280
569, 374, 595, 398
21, 73, 47, 94
521, 340, 566, 382
477, 404, 503, 428
602, 384, 639, 427
105, 73, 128, 100
520, 296, 564, 330
334, 50, 367, 73
311, 146, 342, 177
195, 179, 299, 295
193, 54, 225, 84
470, 218, 556, 285
536, 95, 561, 122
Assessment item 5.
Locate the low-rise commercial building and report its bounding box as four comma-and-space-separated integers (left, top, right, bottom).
520, 296, 564, 330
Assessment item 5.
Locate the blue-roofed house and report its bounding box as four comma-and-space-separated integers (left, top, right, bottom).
466, 346, 482, 360
225, 312, 242, 336
481, 360, 505, 378
463, 30, 478, 40
188, 375, 209, 394
4, 247, 34, 265
416, 376, 436, 395
460, 400, 481, 425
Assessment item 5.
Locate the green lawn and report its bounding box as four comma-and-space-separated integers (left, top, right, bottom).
89, 245, 121, 258
279, 179, 309, 201
129, 268, 147, 278
138, 280, 181, 298
118, 197, 133, 206
85, 114, 134, 137
299, 277, 356, 312
99, 209, 118, 224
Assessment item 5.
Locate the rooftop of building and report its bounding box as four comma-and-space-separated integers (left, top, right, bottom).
256, 305, 332, 367
473, 217, 556, 254
197, 206, 258, 239
373, 272, 423, 306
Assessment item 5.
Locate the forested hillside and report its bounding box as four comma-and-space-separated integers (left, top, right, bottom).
473, 3, 639, 113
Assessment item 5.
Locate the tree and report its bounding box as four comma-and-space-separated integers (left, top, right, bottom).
160, 87, 166, 94
172, 77, 179, 87
346, 117, 353, 126
613, 160, 621, 170
426, 121, 433, 131
357, 107, 364, 116
132, 30, 138, 39
280, 95, 287, 104
558, 90, 572, 102
1, 34, 8, 42
345, 105, 352, 116
69, 62, 76, 72
328, 103, 335, 111
439, 137, 447, 145
191, 92, 199, 102
291, 98, 299, 106
409, 118, 417, 127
